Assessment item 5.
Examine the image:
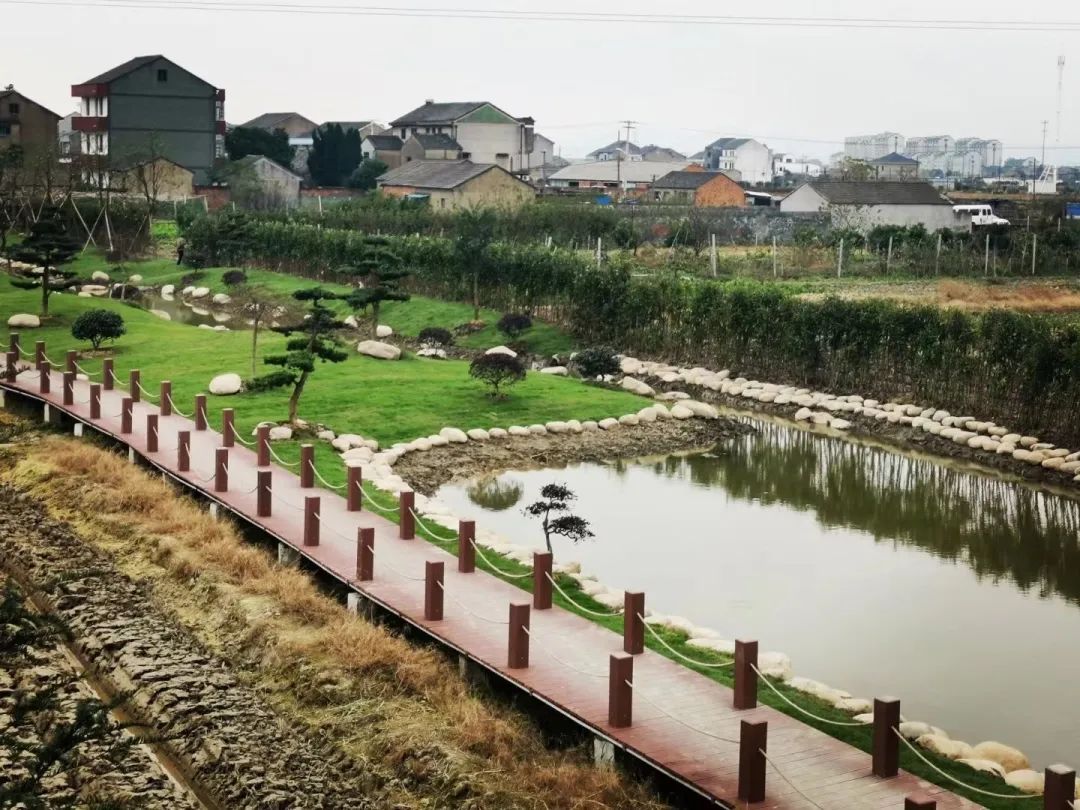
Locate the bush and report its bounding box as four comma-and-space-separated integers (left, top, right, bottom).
497, 312, 532, 339
572, 346, 620, 379
222, 268, 248, 286
418, 326, 453, 347
469, 353, 526, 398
71, 310, 125, 350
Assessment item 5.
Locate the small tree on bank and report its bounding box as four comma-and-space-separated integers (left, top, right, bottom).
71, 309, 126, 350
339, 236, 410, 337
11, 209, 81, 317
454, 206, 498, 321
253, 288, 348, 423
230, 283, 293, 378
469, 352, 525, 399
524, 483, 594, 554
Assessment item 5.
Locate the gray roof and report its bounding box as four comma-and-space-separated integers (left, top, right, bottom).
81, 55, 215, 90
653, 171, 732, 190
390, 101, 486, 125
411, 133, 462, 151
806, 180, 951, 206
233, 154, 302, 179
641, 144, 687, 161
0, 89, 61, 120
706, 137, 752, 151
589, 140, 642, 157
365, 134, 403, 150
241, 112, 315, 131
320, 120, 373, 132
870, 152, 920, 165
378, 159, 521, 190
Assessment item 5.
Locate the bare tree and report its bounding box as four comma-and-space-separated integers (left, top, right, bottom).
229, 283, 297, 377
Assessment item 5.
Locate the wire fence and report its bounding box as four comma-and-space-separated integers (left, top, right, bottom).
233, 431, 255, 447
751, 664, 867, 728
546, 572, 621, 616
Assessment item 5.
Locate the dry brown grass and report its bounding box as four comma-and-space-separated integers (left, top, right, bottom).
3, 435, 666, 809
935, 280, 1080, 311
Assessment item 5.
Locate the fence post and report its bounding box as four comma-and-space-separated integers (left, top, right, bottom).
734, 639, 758, 710
62, 371, 75, 405
425, 561, 444, 620
1044, 765, 1076, 810
347, 466, 363, 511
533, 551, 552, 609
608, 653, 633, 728
303, 496, 320, 546
1032, 234, 1038, 275
300, 444, 314, 487
194, 394, 207, 430
221, 408, 235, 448
771, 236, 777, 278
886, 235, 894, 273
399, 491, 415, 539
146, 413, 158, 453
935, 231, 942, 274
102, 358, 114, 391
65, 350, 77, 374
458, 520, 476, 572
120, 396, 132, 433
178, 430, 190, 471
624, 592, 644, 654
508, 603, 530, 669
738, 720, 768, 803
35, 340, 45, 369
872, 697, 901, 778
984, 233, 990, 276
40, 364, 51, 394
214, 448, 228, 493
837, 238, 844, 278
904, 797, 936, 809
8, 332, 19, 357
710, 233, 717, 277
4, 351, 16, 383
129, 369, 141, 403
160, 380, 172, 416
257, 470, 271, 517
357, 527, 374, 581
257, 425, 270, 466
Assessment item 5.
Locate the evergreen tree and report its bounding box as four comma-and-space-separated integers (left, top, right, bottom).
307, 124, 363, 187
254, 288, 348, 423
225, 126, 295, 166
11, 209, 81, 317
454, 206, 498, 321
339, 236, 410, 337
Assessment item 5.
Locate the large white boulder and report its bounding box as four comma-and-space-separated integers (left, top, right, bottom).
344, 315, 359, 328
957, 759, 1007, 779
636, 407, 658, 423
161, 284, 175, 296
682, 400, 719, 419
268, 425, 293, 441
598, 418, 619, 430
466, 428, 490, 441
485, 345, 517, 358
357, 340, 401, 360
439, 427, 469, 443
208, 373, 243, 396
91, 270, 110, 282
528, 424, 547, 435
7, 313, 41, 328
916, 734, 974, 761
212, 293, 232, 305
970, 742, 1029, 773
417, 348, 447, 359
1004, 769, 1044, 794
670, 404, 694, 420
546, 421, 569, 433
342, 447, 374, 463
149, 309, 171, 320
621, 376, 655, 397
508, 425, 530, 436
540, 366, 568, 376
376, 324, 393, 338
190, 286, 210, 299
128, 274, 143, 284
618, 413, 640, 426
488, 427, 509, 439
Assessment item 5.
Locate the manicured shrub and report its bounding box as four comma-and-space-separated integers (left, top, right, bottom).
572, 346, 620, 379
418, 327, 453, 347
469, 353, 525, 399
71, 310, 126, 350
222, 269, 248, 286
497, 312, 532, 339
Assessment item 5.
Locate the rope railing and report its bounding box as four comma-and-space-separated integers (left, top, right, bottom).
271, 489, 306, 511
409, 508, 457, 540
471, 540, 531, 579
74, 362, 101, 378
166, 394, 191, 418
191, 468, 217, 484
233, 431, 255, 447
640, 615, 734, 669
892, 730, 1039, 800
522, 626, 606, 677
268, 444, 300, 467
546, 571, 621, 616
136, 381, 159, 400
751, 664, 867, 727
362, 492, 400, 515
310, 461, 346, 490
627, 679, 740, 746
39, 351, 63, 368
436, 581, 508, 622
760, 748, 825, 810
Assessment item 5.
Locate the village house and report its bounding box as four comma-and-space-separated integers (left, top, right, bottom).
111, 155, 194, 200
229, 154, 301, 207
701, 137, 772, 185
869, 152, 921, 181
651, 170, 746, 207
401, 133, 463, 162
779, 179, 959, 231
641, 144, 687, 162
389, 100, 535, 173
0, 87, 61, 157
240, 112, 318, 140
547, 160, 691, 193
361, 134, 404, 169
376, 160, 534, 210
588, 140, 642, 162
320, 120, 385, 139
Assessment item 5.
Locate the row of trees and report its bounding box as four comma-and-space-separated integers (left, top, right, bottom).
225, 123, 386, 189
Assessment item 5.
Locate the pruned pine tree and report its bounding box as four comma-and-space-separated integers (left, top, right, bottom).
339, 236, 410, 338
11, 208, 81, 317
257, 288, 348, 423
524, 483, 594, 554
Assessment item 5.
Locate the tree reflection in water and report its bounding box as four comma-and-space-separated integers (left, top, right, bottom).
467, 476, 525, 511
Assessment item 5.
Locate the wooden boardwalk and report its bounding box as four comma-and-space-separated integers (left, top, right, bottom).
1, 363, 981, 810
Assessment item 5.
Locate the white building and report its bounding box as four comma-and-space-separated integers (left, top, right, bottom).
701, 137, 772, 184
547, 160, 691, 190
843, 132, 906, 161
954, 138, 1004, 170
906, 135, 954, 155
780, 180, 961, 232
772, 153, 823, 179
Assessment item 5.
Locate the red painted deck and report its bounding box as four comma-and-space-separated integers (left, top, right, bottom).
1, 367, 981, 809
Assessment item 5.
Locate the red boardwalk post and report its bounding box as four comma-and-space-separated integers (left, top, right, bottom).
221, 408, 235, 447
425, 561, 444, 620
257, 425, 270, 466
146, 413, 158, 453
214, 448, 228, 493
904, 797, 937, 810
458, 520, 475, 573
347, 466, 363, 511
508, 603, 530, 669
399, 491, 415, 539
738, 720, 768, 804
8, 332, 19, 356
608, 653, 634, 728
533, 552, 553, 609
120, 396, 132, 433
624, 592, 645, 655
300, 444, 314, 487
39, 364, 50, 394
257, 470, 271, 517
102, 358, 114, 391
304, 496, 320, 546
872, 697, 901, 778
1044, 765, 1075, 810
34, 340, 45, 369
178, 431, 190, 472
734, 639, 759, 710
62, 372, 75, 406
4, 352, 15, 383
194, 394, 207, 430
129, 369, 141, 402
89, 384, 100, 418
356, 527, 374, 581
160, 381, 172, 416
65, 350, 77, 374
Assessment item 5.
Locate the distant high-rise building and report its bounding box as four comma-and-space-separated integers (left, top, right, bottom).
906, 135, 955, 155
843, 132, 906, 161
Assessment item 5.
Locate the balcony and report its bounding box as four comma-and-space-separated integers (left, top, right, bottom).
72, 116, 108, 133
71, 83, 108, 98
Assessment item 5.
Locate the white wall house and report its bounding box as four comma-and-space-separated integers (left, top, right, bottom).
772, 153, 823, 178
701, 137, 772, 184
389, 100, 535, 173
780, 180, 962, 232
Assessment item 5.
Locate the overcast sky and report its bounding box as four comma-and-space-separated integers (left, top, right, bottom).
6, 0, 1080, 162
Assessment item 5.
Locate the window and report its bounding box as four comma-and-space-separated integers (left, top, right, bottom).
0, 123, 10, 137
8, 103, 19, 114
157, 68, 168, 82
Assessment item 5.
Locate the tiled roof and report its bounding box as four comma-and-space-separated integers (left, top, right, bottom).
378, 159, 506, 189
652, 170, 731, 190
806, 180, 951, 205
589, 140, 642, 157
411, 133, 462, 151
390, 102, 486, 125
365, 134, 404, 150
81, 55, 161, 84
240, 112, 315, 131
870, 152, 920, 165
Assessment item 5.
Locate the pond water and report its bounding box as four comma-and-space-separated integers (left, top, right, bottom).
436, 418, 1080, 769
132, 293, 241, 329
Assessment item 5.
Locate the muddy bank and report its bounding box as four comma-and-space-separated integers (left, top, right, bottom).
395, 417, 748, 494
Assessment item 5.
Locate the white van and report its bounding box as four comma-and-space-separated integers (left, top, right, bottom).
953, 204, 1010, 227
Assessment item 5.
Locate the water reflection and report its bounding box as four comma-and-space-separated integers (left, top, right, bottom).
467, 476, 525, 511
131, 294, 246, 329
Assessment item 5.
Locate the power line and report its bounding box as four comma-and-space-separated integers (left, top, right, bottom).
8, 0, 1080, 31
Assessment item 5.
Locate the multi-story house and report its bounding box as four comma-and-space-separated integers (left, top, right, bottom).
71, 55, 225, 184
388, 100, 535, 174
0, 88, 60, 156
588, 140, 642, 162
701, 137, 772, 185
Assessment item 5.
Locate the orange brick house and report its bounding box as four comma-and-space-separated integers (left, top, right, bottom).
651, 170, 746, 207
